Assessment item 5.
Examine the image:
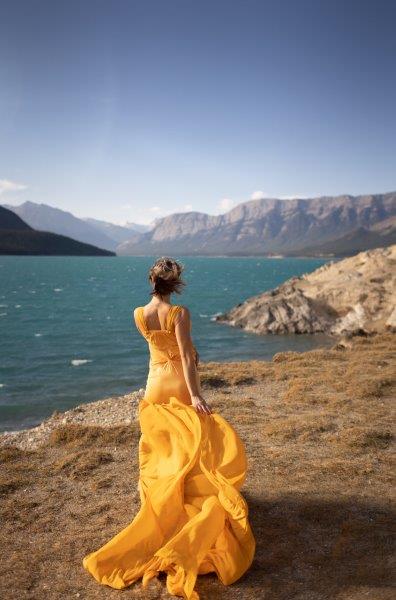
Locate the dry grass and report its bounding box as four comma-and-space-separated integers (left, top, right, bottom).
47, 423, 138, 448
0, 333, 395, 599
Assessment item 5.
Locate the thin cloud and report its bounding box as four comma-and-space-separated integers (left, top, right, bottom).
251, 191, 317, 201
278, 194, 317, 200
0, 178, 27, 196
218, 198, 234, 211
250, 190, 269, 200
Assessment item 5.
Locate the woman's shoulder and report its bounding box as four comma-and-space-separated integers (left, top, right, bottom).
172, 304, 191, 326
173, 303, 189, 315
133, 305, 146, 325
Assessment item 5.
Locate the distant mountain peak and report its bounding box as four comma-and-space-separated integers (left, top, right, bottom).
0, 206, 115, 256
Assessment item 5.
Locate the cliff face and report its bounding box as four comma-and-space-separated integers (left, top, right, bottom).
117, 192, 396, 256
215, 245, 396, 336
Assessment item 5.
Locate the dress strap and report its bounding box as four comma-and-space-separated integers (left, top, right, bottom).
134, 307, 148, 337
167, 305, 183, 331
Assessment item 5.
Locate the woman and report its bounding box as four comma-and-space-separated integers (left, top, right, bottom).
82, 257, 256, 600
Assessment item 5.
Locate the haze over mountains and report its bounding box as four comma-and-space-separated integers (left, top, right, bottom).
83, 217, 150, 244
2, 192, 396, 257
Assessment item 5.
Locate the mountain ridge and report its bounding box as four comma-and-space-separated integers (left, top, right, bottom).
0, 206, 115, 256
4, 192, 396, 257
2, 202, 147, 252
117, 192, 396, 256
3, 201, 117, 251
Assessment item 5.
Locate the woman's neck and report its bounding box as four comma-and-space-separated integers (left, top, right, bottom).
150, 294, 171, 304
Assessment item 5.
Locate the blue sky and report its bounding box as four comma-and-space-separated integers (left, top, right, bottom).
1, 0, 395, 224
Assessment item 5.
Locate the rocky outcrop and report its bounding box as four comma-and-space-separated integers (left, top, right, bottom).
215, 245, 396, 336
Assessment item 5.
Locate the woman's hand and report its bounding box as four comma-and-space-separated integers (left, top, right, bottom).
191, 394, 212, 415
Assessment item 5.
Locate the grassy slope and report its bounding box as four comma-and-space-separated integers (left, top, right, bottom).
0, 333, 395, 599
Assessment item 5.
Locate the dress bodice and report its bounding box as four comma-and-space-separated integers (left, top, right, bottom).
135, 304, 183, 339
134, 305, 195, 368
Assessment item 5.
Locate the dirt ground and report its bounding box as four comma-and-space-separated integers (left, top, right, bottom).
1, 332, 395, 600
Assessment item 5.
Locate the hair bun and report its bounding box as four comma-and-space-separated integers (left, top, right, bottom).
151, 257, 183, 280
148, 257, 185, 297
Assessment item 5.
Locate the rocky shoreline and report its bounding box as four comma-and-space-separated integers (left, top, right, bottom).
215, 245, 396, 336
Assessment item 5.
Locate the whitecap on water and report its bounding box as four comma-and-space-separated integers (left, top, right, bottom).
71, 359, 93, 366
0, 384, 4, 388
0, 312, 7, 317
0, 304, 7, 308
210, 312, 223, 321
15, 304, 21, 308
199, 313, 208, 318
54, 288, 63, 292
34, 333, 43, 337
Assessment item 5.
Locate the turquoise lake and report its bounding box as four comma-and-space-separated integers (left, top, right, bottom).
0, 255, 335, 432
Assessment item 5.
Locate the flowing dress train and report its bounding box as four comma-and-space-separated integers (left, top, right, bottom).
82, 304, 256, 600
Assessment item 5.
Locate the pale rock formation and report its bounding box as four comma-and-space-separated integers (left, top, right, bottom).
215, 245, 396, 336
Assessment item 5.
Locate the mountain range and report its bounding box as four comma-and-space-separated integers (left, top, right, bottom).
3, 192, 396, 257
0, 206, 115, 256
117, 192, 396, 256
2, 202, 149, 252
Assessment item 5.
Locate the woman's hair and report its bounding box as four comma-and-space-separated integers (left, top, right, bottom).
148, 256, 186, 297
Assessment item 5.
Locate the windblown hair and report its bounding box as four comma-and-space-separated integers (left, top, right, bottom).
148, 256, 186, 297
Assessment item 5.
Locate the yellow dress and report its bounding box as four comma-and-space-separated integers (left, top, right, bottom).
82, 304, 256, 600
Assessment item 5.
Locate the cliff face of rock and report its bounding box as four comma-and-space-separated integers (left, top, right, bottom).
117, 192, 396, 256
215, 245, 396, 336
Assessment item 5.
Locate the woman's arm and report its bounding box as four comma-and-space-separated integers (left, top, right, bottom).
175, 307, 211, 415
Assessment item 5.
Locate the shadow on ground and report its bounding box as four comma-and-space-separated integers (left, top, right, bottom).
195, 493, 394, 600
